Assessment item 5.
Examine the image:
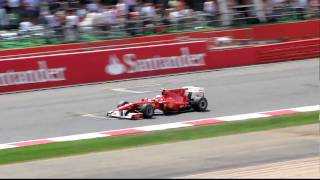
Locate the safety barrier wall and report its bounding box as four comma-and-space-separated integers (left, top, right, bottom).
255, 38, 320, 63
251, 19, 320, 40
0, 41, 209, 93
1, 37, 318, 94
0, 19, 319, 58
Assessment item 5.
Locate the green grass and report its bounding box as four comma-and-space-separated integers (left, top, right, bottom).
0, 111, 318, 165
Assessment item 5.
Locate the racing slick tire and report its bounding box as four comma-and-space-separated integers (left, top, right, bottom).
140, 104, 154, 119
117, 101, 129, 108
193, 97, 208, 112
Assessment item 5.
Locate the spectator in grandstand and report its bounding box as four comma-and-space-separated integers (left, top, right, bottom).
19, 17, 34, 32
0, 7, 9, 30
22, 0, 41, 22
168, 7, 180, 26
79, 7, 97, 30
203, 0, 219, 26
263, 0, 275, 22
105, 5, 118, 27
125, 11, 140, 36
179, 4, 194, 29
160, 0, 170, 10
64, 9, 80, 41
290, 0, 309, 20
116, 0, 128, 18
86, 0, 101, 13
176, 0, 186, 10
68, 0, 80, 9
39, 10, 50, 25
38, 1, 49, 14
57, 0, 69, 11
53, 10, 66, 38
309, 0, 320, 17
232, 0, 255, 24
93, 5, 116, 32
8, 0, 21, 14
246, 3, 260, 24
151, 3, 166, 33
41, 11, 60, 31
91, 7, 105, 29
116, 0, 128, 27
47, 0, 60, 12
161, 7, 171, 28
0, 0, 5, 8
6, 0, 21, 29
168, 0, 193, 30
140, 2, 156, 33
76, 4, 88, 21
0, 0, 7, 29
168, 0, 178, 9
7, 14, 21, 30
123, 0, 137, 12
262, 0, 285, 22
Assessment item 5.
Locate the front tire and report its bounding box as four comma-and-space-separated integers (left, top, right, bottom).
140, 104, 154, 119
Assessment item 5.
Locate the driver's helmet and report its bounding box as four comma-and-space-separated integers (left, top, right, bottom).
155, 95, 162, 99
161, 89, 167, 96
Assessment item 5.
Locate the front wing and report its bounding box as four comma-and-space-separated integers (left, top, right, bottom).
107, 110, 144, 120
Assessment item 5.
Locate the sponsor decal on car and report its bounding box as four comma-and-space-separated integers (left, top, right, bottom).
105, 47, 206, 75
0, 61, 67, 87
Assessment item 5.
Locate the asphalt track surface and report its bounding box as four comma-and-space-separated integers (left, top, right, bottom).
0, 58, 319, 144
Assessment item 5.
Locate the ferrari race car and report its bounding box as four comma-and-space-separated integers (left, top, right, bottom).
106, 86, 208, 120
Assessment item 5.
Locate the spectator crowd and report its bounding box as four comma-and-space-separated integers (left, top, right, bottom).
0, 0, 319, 41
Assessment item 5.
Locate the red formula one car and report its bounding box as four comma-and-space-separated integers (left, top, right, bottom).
106, 86, 208, 120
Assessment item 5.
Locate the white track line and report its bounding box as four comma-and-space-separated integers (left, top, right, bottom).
129, 83, 162, 88
290, 105, 319, 112
111, 88, 151, 94
0, 144, 17, 150
48, 133, 109, 142
103, 83, 161, 90
135, 123, 192, 131
81, 114, 107, 119
216, 113, 271, 121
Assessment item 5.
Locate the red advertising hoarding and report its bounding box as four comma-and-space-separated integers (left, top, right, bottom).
0, 41, 209, 93
1, 37, 318, 94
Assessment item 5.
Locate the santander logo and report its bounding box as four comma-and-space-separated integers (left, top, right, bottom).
105, 55, 126, 75
0, 61, 67, 87
105, 47, 206, 75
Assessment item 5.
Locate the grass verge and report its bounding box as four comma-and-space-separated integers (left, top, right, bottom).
0, 111, 318, 165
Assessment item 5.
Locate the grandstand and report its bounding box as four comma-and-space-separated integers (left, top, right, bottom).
0, 0, 319, 50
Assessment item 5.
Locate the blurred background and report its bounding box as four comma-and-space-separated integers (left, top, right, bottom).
0, 0, 319, 50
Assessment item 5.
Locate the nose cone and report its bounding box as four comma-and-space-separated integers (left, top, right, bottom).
117, 103, 133, 111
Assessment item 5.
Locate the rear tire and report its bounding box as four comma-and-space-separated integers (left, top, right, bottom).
140, 104, 154, 119
192, 97, 208, 112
